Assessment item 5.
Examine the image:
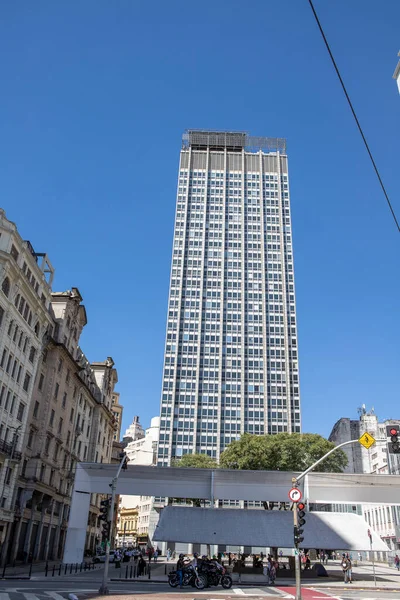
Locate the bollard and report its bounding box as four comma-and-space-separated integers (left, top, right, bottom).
80, 563, 82, 572
84, 562, 87, 571
70, 563, 73, 574
29, 561, 33, 578
65, 564, 67, 575
148, 563, 151, 580
2, 563, 6, 579
130, 564, 133, 579
59, 564, 61, 576
45, 562, 48, 577
75, 563, 77, 573
125, 565, 128, 579
52, 564, 55, 577
164, 563, 167, 575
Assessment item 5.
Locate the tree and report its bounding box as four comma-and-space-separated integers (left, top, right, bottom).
170, 453, 218, 506
172, 453, 218, 469
219, 433, 348, 473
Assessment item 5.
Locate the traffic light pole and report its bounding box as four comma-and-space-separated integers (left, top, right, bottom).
99, 454, 127, 595
292, 494, 302, 600
291, 439, 361, 600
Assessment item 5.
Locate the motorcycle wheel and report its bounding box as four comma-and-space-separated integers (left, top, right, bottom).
221, 574, 233, 589
195, 574, 207, 589
168, 575, 179, 588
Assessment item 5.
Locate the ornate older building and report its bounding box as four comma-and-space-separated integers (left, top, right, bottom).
0, 212, 122, 564
0, 210, 54, 562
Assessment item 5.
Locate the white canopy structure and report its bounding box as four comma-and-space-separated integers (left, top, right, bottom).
154, 506, 388, 551
63, 463, 400, 563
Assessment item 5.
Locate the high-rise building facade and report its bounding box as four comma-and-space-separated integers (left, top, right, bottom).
158, 130, 301, 465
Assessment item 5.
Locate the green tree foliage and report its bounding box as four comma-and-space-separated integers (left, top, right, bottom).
172, 453, 218, 469
219, 433, 348, 473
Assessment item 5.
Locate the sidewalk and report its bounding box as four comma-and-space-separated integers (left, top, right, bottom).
111, 557, 400, 591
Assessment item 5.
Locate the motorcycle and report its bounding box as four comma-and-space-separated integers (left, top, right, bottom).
199, 561, 233, 589
168, 565, 207, 589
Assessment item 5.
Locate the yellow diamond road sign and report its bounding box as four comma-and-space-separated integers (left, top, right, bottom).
359, 432, 376, 449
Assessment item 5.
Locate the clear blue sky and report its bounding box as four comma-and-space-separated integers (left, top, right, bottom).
1, 1, 399, 438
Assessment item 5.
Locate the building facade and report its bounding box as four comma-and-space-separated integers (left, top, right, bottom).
329, 406, 400, 554
116, 506, 138, 547
5, 290, 119, 562
0, 210, 55, 558
119, 416, 160, 547
158, 130, 301, 465
111, 392, 123, 442
0, 211, 123, 564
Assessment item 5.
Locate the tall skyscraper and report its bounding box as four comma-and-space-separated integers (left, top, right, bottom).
158, 130, 301, 466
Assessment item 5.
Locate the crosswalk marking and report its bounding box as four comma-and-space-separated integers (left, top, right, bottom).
45, 593, 66, 600
21, 594, 42, 600
233, 589, 246, 595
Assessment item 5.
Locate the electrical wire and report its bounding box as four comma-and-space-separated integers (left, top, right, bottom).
307, 0, 400, 233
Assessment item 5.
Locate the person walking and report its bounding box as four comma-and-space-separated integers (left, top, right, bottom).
153, 549, 158, 562
394, 555, 400, 570
167, 548, 171, 561
341, 553, 352, 583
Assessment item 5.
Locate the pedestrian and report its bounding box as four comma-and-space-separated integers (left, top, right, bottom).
228, 552, 232, 566
153, 549, 158, 562
148, 547, 153, 563
267, 557, 276, 585
138, 555, 146, 576
341, 553, 352, 583
395, 555, 400, 571
167, 548, 171, 561
176, 553, 185, 588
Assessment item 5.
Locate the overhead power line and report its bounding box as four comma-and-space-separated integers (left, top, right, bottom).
307, 0, 400, 233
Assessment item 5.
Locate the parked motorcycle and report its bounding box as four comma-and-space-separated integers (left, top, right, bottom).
199, 561, 233, 589
168, 565, 207, 589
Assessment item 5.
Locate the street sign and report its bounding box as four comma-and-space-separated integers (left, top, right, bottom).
288, 487, 302, 502
358, 432, 376, 449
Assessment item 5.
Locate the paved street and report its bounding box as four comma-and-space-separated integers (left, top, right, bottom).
2, 579, 400, 600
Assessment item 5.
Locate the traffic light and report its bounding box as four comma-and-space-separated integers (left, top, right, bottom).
101, 520, 110, 542
294, 502, 306, 547
99, 497, 111, 521
387, 425, 400, 454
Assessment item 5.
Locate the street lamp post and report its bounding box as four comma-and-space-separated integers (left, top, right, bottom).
98, 453, 127, 595
291, 438, 370, 600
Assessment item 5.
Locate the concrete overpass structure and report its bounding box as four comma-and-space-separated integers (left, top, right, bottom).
63, 463, 400, 562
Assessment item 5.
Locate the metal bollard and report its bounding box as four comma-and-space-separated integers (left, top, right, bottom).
148, 563, 151, 580
70, 563, 73, 574
29, 561, 33, 578
59, 564, 61, 576
45, 562, 48, 577
52, 564, 55, 577
75, 563, 78, 573
125, 565, 128, 579
130, 564, 133, 579
64, 564, 67, 575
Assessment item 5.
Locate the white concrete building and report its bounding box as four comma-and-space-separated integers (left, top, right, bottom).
329, 406, 400, 554
119, 416, 160, 547
0, 210, 55, 555
123, 415, 144, 444
158, 130, 301, 465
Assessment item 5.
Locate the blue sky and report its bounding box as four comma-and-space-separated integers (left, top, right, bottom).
1, 0, 399, 438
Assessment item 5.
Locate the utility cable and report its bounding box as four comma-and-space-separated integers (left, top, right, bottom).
307, 0, 400, 233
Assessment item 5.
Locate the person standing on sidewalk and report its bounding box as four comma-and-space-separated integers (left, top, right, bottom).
341, 553, 352, 583
395, 554, 400, 570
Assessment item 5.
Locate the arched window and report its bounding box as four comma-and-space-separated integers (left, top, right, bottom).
1, 277, 10, 297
